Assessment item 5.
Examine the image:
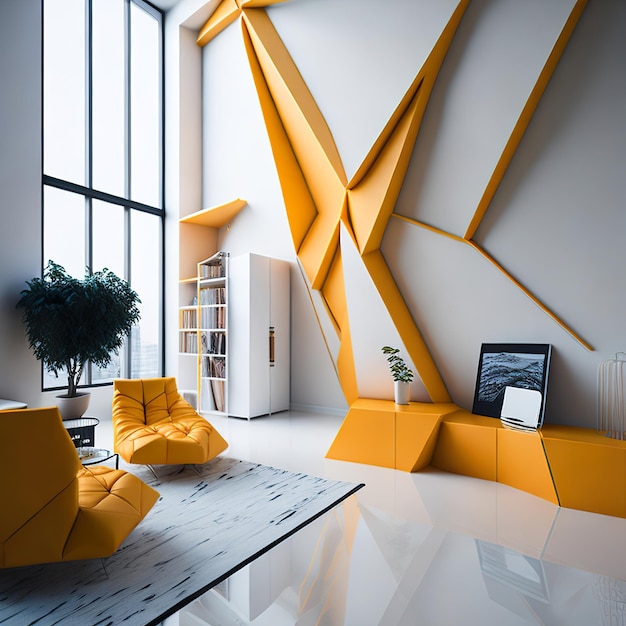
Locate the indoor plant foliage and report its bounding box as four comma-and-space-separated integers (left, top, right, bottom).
382, 345, 414, 405
381, 346, 414, 383
17, 260, 141, 400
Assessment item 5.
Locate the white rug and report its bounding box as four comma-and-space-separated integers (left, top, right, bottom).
0, 456, 363, 626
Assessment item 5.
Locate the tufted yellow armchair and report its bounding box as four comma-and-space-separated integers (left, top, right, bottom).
112, 377, 228, 466
0, 407, 159, 569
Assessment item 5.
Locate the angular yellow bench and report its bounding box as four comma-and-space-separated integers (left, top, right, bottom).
0, 407, 159, 569
112, 377, 228, 466
327, 399, 626, 518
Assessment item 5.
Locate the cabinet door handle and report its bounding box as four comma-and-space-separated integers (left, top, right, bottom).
269, 327, 275, 366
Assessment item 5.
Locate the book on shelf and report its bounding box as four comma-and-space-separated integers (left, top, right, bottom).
200, 262, 225, 279
201, 355, 225, 379
200, 306, 226, 329
179, 331, 198, 353
199, 378, 225, 413
180, 308, 197, 329
199, 287, 226, 305
201, 331, 226, 355
210, 379, 225, 412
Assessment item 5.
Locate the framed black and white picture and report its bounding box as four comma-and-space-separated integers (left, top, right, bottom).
472, 343, 552, 429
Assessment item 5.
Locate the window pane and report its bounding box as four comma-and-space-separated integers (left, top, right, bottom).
42, 0, 163, 391
43, 364, 86, 392
130, 210, 161, 377
91, 200, 126, 384
43, 186, 85, 278
92, 0, 125, 196
43, 185, 86, 391
43, 0, 85, 185
130, 4, 160, 207
91, 351, 122, 384
92, 200, 125, 277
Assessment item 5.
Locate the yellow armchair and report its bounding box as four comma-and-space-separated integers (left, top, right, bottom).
112, 377, 228, 466
0, 407, 159, 569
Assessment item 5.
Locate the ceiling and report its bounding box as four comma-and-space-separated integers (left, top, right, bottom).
149, 0, 182, 12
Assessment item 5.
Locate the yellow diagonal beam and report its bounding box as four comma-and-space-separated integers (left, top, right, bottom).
242, 9, 347, 186
362, 249, 450, 403
467, 241, 593, 350
349, 0, 470, 189
197, 0, 292, 47
393, 212, 593, 350
241, 0, 290, 7
347, 0, 470, 256
347, 90, 421, 256
242, 22, 318, 252
464, 0, 589, 240
196, 0, 240, 47
242, 9, 347, 288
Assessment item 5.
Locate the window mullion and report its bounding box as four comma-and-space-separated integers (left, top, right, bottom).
124, 0, 132, 377
85, 0, 94, 386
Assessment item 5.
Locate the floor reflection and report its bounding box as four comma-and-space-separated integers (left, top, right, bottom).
172, 496, 625, 625
101, 411, 625, 626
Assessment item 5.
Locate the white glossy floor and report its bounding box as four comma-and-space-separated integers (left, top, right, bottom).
102, 411, 626, 626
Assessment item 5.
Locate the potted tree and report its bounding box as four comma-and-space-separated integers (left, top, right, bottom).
381, 345, 414, 405
17, 260, 141, 419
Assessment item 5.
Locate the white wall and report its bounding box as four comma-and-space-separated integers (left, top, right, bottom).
189, 0, 625, 427
0, 0, 43, 410
2, 0, 623, 429
0, 1, 102, 413
0, 0, 145, 419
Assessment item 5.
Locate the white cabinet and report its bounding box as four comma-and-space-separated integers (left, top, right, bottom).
180, 249, 290, 419
228, 253, 290, 419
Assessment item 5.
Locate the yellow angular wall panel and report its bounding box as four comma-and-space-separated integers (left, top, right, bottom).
242, 25, 317, 251
347, 94, 421, 256
321, 249, 346, 332
541, 425, 626, 518
496, 428, 558, 505
336, 311, 359, 405
431, 411, 499, 481
326, 400, 395, 469
241, 0, 289, 7
196, 0, 240, 47
298, 218, 341, 289
242, 9, 346, 184
197, 0, 292, 47
347, 1, 470, 255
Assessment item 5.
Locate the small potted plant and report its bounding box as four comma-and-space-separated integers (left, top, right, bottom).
381, 345, 414, 405
17, 260, 141, 419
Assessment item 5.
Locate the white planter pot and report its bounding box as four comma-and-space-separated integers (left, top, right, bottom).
394, 381, 410, 405
56, 392, 91, 420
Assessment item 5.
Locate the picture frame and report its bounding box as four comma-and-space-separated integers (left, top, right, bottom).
472, 343, 552, 428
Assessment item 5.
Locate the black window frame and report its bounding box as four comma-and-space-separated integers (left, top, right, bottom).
41, 0, 166, 392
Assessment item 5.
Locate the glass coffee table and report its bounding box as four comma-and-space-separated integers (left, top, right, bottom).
76, 446, 119, 469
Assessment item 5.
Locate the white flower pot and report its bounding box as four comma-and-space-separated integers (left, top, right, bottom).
56, 392, 91, 420
394, 381, 410, 405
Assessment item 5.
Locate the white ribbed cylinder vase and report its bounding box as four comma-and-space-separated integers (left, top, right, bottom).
597, 352, 626, 440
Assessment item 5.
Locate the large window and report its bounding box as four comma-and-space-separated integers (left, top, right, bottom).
43, 0, 164, 390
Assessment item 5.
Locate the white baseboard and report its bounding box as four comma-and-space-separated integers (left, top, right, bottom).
288, 403, 347, 418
